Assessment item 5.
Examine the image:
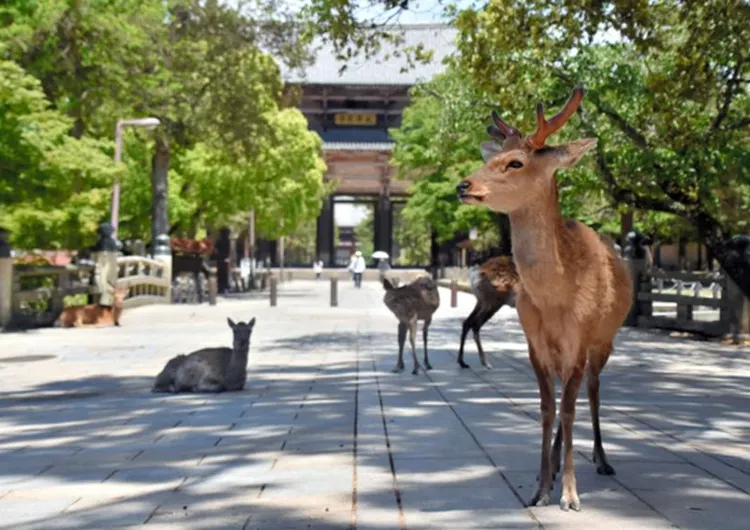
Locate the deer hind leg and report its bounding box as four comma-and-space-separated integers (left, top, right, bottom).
473, 303, 502, 370
588, 343, 615, 476
391, 322, 407, 373
408, 317, 420, 375
528, 343, 556, 508
458, 304, 480, 368
559, 364, 585, 512
422, 317, 433, 371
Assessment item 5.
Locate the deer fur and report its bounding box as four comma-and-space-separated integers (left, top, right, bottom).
457, 86, 632, 511
458, 256, 520, 370
382, 276, 440, 375
152, 317, 255, 393
55, 286, 129, 327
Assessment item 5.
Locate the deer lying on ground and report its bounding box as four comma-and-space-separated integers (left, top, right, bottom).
457, 86, 632, 511
152, 317, 255, 393
457, 255, 520, 370
382, 276, 440, 375
55, 284, 129, 327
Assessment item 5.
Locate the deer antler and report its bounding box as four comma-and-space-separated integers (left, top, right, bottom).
525, 85, 584, 149
487, 110, 522, 141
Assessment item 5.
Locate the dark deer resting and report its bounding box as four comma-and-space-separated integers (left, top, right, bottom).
382, 276, 440, 375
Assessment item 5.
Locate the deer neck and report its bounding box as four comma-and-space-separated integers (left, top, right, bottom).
229, 341, 250, 370
508, 179, 568, 302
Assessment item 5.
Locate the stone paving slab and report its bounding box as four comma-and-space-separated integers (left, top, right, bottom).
1, 279, 749, 529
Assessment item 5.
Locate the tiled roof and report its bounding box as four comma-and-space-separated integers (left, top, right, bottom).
282, 24, 456, 86
323, 142, 394, 151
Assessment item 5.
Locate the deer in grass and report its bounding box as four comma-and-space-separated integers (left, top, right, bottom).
457, 86, 632, 511
457, 255, 520, 370
55, 283, 129, 328
382, 276, 440, 375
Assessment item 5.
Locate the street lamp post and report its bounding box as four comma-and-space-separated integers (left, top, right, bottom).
110, 117, 161, 240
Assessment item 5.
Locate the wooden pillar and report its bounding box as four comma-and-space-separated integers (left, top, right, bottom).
0, 228, 12, 327
316, 196, 334, 267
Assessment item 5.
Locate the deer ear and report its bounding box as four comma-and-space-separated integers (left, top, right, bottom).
248, 317, 256, 327
480, 142, 502, 163
227, 318, 236, 329
556, 138, 597, 168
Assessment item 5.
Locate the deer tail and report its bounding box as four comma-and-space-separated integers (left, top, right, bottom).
382, 278, 394, 291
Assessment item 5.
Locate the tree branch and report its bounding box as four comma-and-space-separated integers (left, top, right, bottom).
711, 57, 745, 133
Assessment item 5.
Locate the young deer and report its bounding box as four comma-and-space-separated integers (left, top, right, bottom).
152, 317, 255, 393
457, 255, 519, 370
382, 276, 440, 375
457, 86, 632, 511
55, 285, 129, 327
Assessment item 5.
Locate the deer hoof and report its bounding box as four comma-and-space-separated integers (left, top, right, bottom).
560, 493, 581, 512
411, 366, 420, 375
595, 461, 616, 476
482, 362, 493, 371
424, 362, 433, 371
529, 490, 550, 507
391, 364, 405, 373
458, 361, 470, 369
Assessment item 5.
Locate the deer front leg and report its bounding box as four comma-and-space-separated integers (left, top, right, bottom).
529, 345, 556, 507
559, 366, 585, 512
391, 322, 406, 373
458, 305, 479, 368
408, 318, 420, 375
422, 317, 433, 371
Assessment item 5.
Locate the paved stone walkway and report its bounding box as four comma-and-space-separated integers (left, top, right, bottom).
1, 280, 749, 529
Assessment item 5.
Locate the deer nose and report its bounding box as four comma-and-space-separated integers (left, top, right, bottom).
456, 180, 471, 196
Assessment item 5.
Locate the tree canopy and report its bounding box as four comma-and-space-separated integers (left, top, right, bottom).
0, 0, 326, 249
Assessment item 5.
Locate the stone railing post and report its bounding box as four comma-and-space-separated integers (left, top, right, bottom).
0, 228, 12, 327
152, 233, 172, 302
623, 231, 651, 327
91, 223, 118, 306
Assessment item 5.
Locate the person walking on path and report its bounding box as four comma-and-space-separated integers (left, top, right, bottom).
313, 259, 323, 280
349, 250, 367, 288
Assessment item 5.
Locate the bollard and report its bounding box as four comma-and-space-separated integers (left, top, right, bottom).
270, 276, 277, 307
330, 277, 338, 307
287, 271, 292, 282
450, 279, 458, 308
207, 269, 218, 306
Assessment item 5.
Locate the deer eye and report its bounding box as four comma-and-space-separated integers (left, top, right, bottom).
506, 160, 523, 170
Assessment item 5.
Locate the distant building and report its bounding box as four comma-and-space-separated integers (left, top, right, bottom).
281, 24, 457, 267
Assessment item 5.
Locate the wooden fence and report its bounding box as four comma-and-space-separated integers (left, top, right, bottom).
633, 268, 730, 337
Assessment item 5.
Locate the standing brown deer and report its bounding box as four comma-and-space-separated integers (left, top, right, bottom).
382, 276, 440, 375
456, 86, 632, 511
457, 255, 519, 370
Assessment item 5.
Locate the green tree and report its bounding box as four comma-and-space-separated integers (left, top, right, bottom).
0, 59, 118, 249
353, 207, 374, 259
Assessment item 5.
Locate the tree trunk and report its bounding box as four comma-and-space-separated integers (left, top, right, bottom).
430, 230, 439, 280
151, 136, 171, 257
